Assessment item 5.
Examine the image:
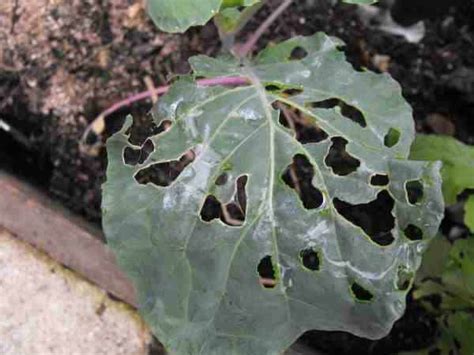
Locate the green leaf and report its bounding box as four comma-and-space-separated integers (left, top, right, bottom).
412, 238, 474, 355
147, 0, 377, 33
436, 312, 474, 355
465, 195, 474, 233
147, 0, 259, 33
446, 312, 474, 355
416, 234, 451, 281
214, 8, 245, 33
413, 280, 446, 301
103, 33, 444, 354
410, 134, 474, 205
443, 239, 474, 302
147, 0, 223, 33
222, 0, 260, 7
400, 312, 474, 355
415, 237, 474, 311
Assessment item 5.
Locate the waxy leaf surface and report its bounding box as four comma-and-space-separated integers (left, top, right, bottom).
103, 33, 443, 354
147, 0, 257, 33
147, 0, 377, 33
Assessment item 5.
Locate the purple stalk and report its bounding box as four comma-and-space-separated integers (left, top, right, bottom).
197, 76, 250, 87
238, 0, 294, 58
82, 76, 250, 147
83, 0, 293, 147
98, 76, 249, 120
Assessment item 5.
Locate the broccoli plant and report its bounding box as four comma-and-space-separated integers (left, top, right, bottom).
102, 1, 444, 354
409, 135, 474, 354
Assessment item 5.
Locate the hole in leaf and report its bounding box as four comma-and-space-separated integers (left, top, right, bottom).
325, 137, 360, 176
334, 190, 395, 246
265, 84, 283, 92
200, 175, 247, 227
276, 103, 328, 144
404, 224, 423, 241
222, 175, 248, 227
298, 124, 329, 144
370, 174, 390, 186
123, 148, 140, 165
300, 249, 320, 271
405, 180, 424, 205
282, 154, 324, 210
123, 139, 155, 166
310, 98, 339, 109
84, 130, 99, 145
200, 195, 222, 222
282, 88, 303, 97
351, 282, 374, 302
336, 44, 366, 73
310, 99, 366, 127
134, 149, 195, 187
215, 173, 228, 186
257, 255, 277, 289
223, 203, 245, 226
126, 114, 169, 146
396, 266, 414, 291
339, 103, 366, 128
236, 175, 248, 216
384, 128, 401, 148
290, 46, 308, 60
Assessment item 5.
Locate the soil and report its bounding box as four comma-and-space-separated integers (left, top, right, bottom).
1, 0, 473, 353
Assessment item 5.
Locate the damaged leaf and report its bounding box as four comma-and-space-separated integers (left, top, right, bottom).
103, 33, 443, 355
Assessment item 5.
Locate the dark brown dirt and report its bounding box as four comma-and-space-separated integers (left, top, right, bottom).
1, 0, 474, 353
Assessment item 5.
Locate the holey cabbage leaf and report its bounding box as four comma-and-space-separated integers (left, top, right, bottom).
103, 34, 443, 355
147, 0, 378, 33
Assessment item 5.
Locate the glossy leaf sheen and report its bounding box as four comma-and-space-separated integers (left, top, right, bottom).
147, 0, 377, 33
147, 0, 222, 33
103, 34, 443, 354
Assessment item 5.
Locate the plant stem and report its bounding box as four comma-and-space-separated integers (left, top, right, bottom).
238, 0, 293, 58
98, 85, 170, 120
98, 76, 249, 120
215, 2, 265, 51
82, 0, 294, 149
81, 76, 250, 149
233, 2, 265, 36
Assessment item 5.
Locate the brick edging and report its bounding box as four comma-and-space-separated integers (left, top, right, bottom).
0, 171, 137, 307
